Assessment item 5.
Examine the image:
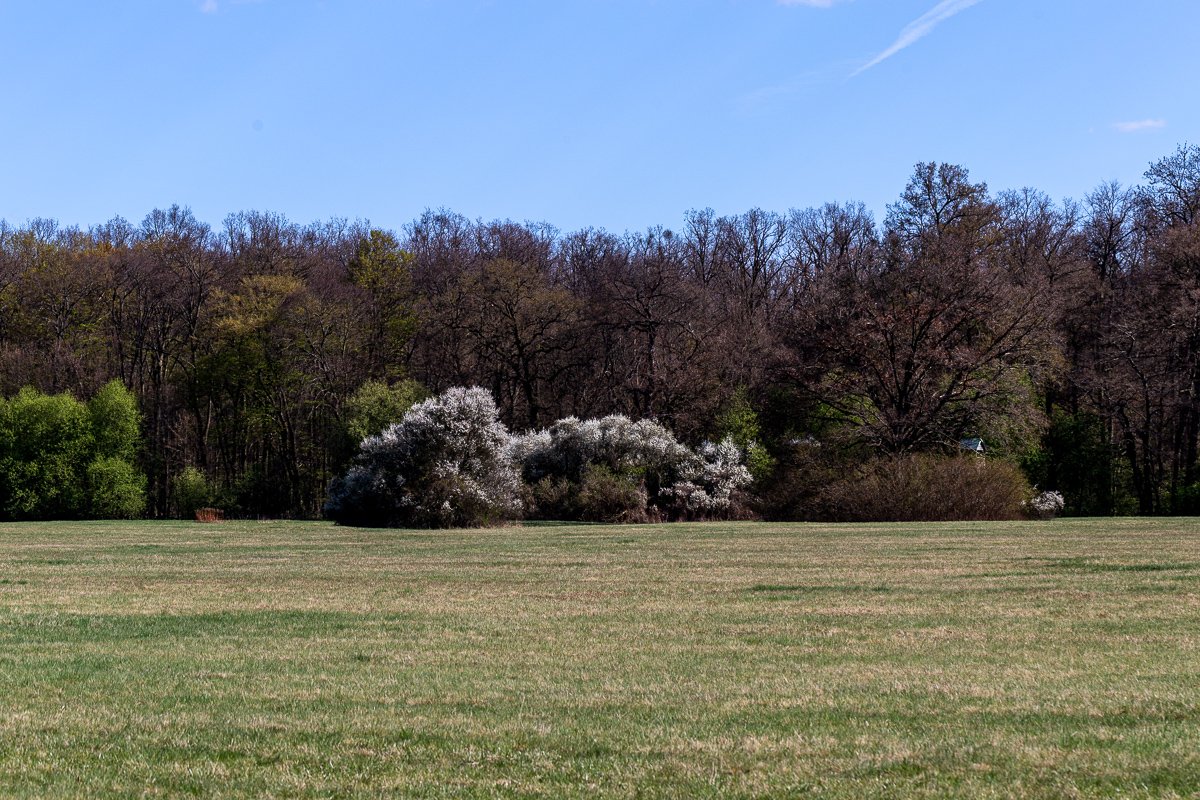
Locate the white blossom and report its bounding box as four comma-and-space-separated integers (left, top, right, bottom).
1026, 489, 1065, 519
326, 387, 522, 527
513, 415, 753, 520
663, 437, 753, 514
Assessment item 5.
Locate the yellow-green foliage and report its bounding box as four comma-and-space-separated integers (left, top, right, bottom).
170, 466, 213, 519
715, 387, 776, 482
344, 379, 427, 444
0, 381, 146, 520
88, 379, 141, 462
86, 457, 146, 519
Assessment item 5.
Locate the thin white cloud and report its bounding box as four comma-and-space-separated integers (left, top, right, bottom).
1113, 119, 1167, 134
852, 0, 983, 76
200, 0, 218, 12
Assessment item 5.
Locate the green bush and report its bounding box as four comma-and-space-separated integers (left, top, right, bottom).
575, 465, 649, 523
87, 457, 147, 519
744, 441, 776, 484
0, 388, 93, 519
525, 468, 652, 523
526, 475, 577, 520
715, 387, 776, 483
88, 380, 141, 461
171, 466, 213, 519
0, 383, 147, 520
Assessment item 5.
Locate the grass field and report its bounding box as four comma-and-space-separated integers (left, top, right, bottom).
0, 518, 1197, 798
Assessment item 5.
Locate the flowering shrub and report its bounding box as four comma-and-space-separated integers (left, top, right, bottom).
1026, 489, 1066, 520
511, 415, 752, 521
325, 387, 522, 528
513, 415, 692, 484
660, 437, 753, 518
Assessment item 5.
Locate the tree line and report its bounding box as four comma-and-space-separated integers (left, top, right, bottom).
1, 145, 1198, 519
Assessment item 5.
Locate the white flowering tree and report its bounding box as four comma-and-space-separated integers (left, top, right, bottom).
325, 387, 522, 528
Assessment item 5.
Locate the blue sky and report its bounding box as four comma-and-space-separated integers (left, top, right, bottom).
1, 0, 1195, 234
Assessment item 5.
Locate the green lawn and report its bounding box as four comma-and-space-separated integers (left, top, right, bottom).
0, 519, 1197, 798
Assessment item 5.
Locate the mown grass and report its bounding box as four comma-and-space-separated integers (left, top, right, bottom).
0, 518, 1197, 798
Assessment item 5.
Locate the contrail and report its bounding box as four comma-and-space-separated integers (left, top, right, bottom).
852, 0, 983, 76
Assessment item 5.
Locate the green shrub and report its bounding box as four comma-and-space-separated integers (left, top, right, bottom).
715, 387, 776, 482
744, 441, 776, 484
526, 475, 577, 520
87, 457, 147, 519
575, 465, 648, 523
88, 380, 141, 462
0, 383, 146, 520
0, 388, 93, 519
171, 466, 213, 519
527, 464, 664, 523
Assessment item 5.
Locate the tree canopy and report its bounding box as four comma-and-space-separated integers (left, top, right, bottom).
4, 147, 1200, 518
